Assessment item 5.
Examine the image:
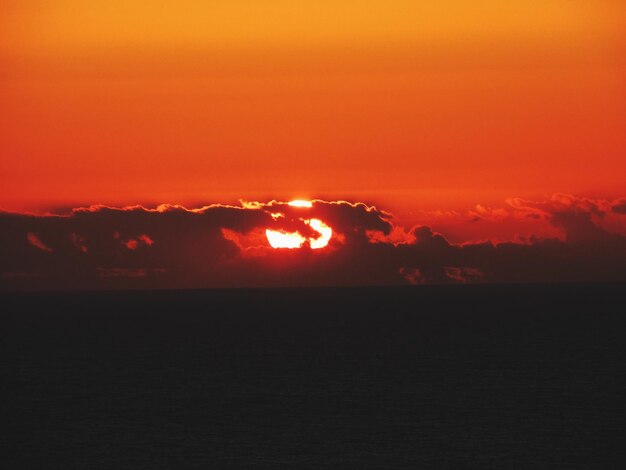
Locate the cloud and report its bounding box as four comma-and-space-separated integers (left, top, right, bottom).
97, 267, 166, 278
124, 234, 154, 250
1, 196, 626, 290
399, 267, 426, 285
444, 267, 484, 284
26, 232, 53, 252
506, 193, 607, 218
612, 199, 626, 214
505, 194, 626, 245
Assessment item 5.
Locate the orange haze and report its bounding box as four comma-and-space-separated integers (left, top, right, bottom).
1, 1, 625, 219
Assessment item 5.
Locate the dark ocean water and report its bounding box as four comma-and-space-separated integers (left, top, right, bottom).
1, 284, 624, 469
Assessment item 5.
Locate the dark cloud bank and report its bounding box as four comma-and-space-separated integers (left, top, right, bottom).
2, 197, 626, 291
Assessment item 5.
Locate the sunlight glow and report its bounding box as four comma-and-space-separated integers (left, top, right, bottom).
288, 200, 313, 208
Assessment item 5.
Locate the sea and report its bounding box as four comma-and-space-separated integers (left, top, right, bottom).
1, 283, 624, 468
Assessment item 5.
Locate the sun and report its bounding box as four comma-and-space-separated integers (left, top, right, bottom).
266, 218, 332, 249
265, 229, 307, 249
287, 200, 313, 208
306, 218, 332, 249
265, 199, 333, 249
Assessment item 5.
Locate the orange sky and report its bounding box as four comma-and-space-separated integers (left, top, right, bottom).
1, 1, 625, 217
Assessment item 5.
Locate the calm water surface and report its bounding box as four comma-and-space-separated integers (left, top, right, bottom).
2, 284, 623, 468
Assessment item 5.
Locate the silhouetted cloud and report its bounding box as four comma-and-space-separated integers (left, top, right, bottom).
1, 196, 625, 290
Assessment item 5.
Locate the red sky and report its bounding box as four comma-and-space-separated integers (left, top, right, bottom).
2, 2, 626, 289
1, 1, 625, 217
